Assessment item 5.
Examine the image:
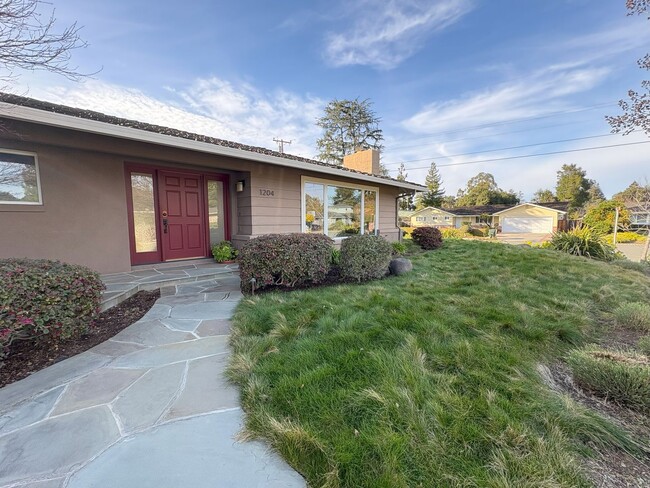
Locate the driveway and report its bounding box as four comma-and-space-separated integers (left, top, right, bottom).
496, 232, 551, 245
0, 273, 305, 488
617, 243, 647, 262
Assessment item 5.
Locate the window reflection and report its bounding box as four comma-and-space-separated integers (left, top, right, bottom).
131, 173, 157, 253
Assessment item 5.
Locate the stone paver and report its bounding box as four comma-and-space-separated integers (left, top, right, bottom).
0, 270, 304, 487
66, 410, 304, 488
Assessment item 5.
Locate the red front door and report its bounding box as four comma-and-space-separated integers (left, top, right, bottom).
158, 171, 207, 261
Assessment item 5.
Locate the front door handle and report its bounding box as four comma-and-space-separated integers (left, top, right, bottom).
163, 218, 168, 234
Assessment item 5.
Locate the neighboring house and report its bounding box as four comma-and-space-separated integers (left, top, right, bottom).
410, 202, 568, 233
0, 94, 425, 273
626, 204, 650, 229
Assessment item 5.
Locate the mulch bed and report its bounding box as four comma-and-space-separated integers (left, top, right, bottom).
0, 290, 160, 388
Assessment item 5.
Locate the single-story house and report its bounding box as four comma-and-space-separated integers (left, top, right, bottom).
0, 94, 425, 274
410, 202, 568, 233
627, 204, 650, 229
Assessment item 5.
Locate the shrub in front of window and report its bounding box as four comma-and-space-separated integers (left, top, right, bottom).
339, 234, 392, 282
411, 227, 443, 250
0, 259, 105, 360
239, 233, 334, 293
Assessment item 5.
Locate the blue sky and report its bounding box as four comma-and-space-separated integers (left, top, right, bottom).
11, 0, 650, 199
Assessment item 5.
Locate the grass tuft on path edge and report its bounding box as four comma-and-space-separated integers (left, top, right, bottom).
228, 240, 650, 487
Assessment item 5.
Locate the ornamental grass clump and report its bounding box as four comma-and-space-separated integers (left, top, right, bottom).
411, 226, 443, 250
549, 227, 617, 261
567, 346, 650, 413
238, 233, 334, 293
614, 302, 650, 331
339, 234, 392, 282
0, 258, 104, 360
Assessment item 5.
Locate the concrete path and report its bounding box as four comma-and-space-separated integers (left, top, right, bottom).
0, 273, 305, 488
617, 242, 647, 262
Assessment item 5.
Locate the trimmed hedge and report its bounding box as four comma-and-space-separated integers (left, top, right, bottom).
239, 233, 334, 293
340, 234, 392, 282
568, 346, 650, 413
411, 227, 443, 250
0, 259, 105, 359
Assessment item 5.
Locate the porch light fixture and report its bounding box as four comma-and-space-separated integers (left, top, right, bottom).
236, 180, 245, 192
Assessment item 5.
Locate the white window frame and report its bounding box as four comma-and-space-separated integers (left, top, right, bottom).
0, 149, 43, 205
301, 176, 379, 240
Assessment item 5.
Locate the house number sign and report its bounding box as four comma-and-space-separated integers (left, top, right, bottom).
259, 189, 275, 197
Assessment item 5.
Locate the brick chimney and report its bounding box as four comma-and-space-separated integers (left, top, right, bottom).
342, 148, 380, 175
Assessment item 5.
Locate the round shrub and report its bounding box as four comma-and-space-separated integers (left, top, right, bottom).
567, 346, 650, 413
339, 234, 392, 282
411, 227, 443, 250
239, 233, 334, 293
0, 259, 105, 360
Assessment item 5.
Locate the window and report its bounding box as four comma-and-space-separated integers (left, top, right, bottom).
416, 216, 426, 222
207, 179, 225, 245
130, 173, 157, 253
302, 178, 378, 238
0, 150, 41, 204
444, 216, 450, 221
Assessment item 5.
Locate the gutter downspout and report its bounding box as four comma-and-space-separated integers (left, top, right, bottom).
396, 191, 414, 243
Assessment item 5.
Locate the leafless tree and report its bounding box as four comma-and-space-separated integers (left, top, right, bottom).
0, 0, 87, 84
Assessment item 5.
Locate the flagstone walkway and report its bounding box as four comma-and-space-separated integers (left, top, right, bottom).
0, 272, 305, 488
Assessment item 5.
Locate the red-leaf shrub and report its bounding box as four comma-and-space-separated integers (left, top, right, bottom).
411, 227, 443, 250
0, 259, 105, 360
340, 234, 392, 282
239, 233, 334, 293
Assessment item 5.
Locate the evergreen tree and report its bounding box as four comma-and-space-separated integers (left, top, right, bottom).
532, 189, 556, 203
417, 162, 445, 208
555, 164, 592, 215
396, 163, 414, 211
316, 98, 384, 165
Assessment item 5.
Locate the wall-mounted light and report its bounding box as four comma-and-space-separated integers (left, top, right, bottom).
236, 180, 245, 192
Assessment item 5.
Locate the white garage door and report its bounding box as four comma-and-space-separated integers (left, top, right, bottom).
501, 217, 553, 233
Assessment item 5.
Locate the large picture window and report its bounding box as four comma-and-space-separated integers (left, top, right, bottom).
302, 177, 378, 238
0, 150, 42, 204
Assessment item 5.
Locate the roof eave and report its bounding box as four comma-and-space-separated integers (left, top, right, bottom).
0, 102, 427, 192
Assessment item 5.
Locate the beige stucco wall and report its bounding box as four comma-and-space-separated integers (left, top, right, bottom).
410, 208, 455, 227
496, 205, 560, 228
0, 120, 403, 273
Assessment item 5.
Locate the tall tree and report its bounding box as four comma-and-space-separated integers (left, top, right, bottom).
0, 0, 87, 85
532, 188, 557, 203
456, 172, 519, 206
614, 181, 650, 203
316, 98, 384, 165
396, 162, 414, 211
416, 161, 445, 208
606, 1, 650, 135
586, 180, 605, 207
555, 164, 592, 214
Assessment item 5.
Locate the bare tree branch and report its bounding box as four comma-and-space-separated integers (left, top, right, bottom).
0, 0, 89, 83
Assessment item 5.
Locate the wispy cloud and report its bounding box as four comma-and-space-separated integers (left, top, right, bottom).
325, 0, 474, 69
28, 78, 325, 158
401, 65, 611, 135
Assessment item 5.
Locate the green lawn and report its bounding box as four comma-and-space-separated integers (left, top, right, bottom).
228, 240, 650, 487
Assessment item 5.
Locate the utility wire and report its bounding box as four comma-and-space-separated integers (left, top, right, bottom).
384, 131, 640, 166
393, 140, 650, 172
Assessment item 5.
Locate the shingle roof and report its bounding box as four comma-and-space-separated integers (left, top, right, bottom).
412, 201, 570, 217
0, 93, 424, 189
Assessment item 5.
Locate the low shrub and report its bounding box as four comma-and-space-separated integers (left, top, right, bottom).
339, 234, 392, 282
468, 227, 487, 237
211, 240, 238, 262
401, 227, 414, 239
567, 346, 650, 413
0, 259, 104, 359
411, 227, 443, 250
604, 232, 646, 245
549, 227, 618, 261
239, 234, 333, 293
637, 336, 650, 356
613, 302, 650, 331
391, 241, 407, 256
441, 228, 467, 239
